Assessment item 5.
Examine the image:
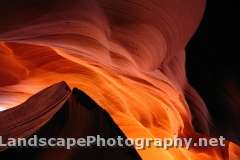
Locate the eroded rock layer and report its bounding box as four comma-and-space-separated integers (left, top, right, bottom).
0, 0, 239, 159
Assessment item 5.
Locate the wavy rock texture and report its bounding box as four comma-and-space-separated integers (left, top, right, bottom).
0, 82, 141, 160
0, 0, 239, 159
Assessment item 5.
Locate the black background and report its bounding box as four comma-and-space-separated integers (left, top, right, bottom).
186, 0, 240, 142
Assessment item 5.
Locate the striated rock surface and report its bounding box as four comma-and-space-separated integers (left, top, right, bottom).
0, 0, 239, 159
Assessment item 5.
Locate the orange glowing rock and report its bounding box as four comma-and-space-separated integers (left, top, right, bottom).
0, 0, 239, 159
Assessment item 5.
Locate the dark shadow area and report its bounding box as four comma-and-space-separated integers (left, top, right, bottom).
186, 0, 240, 143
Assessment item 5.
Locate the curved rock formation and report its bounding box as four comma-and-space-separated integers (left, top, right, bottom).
0, 81, 141, 160
0, 0, 239, 159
